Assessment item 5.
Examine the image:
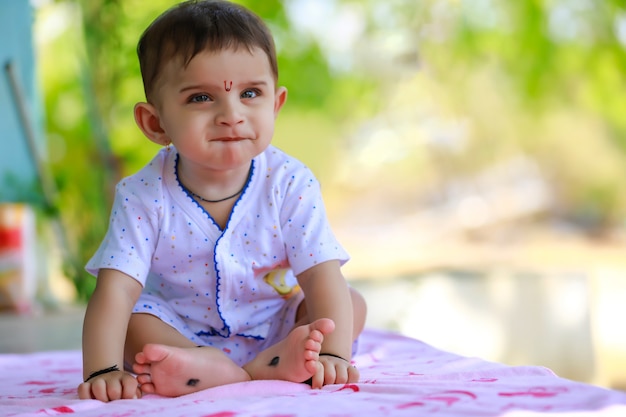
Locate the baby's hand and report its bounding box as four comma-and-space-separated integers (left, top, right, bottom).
310, 354, 359, 389
77, 371, 141, 402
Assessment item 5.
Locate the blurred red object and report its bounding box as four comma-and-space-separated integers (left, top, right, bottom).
0, 204, 36, 313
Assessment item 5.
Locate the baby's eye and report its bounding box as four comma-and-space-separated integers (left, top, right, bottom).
241, 89, 260, 99
189, 94, 211, 103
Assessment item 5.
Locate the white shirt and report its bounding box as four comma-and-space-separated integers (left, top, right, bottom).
87, 145, 349, 341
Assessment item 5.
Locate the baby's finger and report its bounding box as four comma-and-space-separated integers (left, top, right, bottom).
77, 382, 93, 400
323, 361, 337, 386
105, 377, 124, 401
310, 362, 325, 389
347, 363, 360, 383
333, 363, 349, 385
121, 374, 140, 399
89, 378, 111, 402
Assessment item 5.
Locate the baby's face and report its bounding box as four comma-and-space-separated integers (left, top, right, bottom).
152, 47, 286, 172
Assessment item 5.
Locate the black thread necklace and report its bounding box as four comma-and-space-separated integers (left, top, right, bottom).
184, 185, 244, 203
178, 161, 252, 204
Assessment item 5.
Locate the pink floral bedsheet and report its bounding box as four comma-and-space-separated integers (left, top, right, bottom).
1, 328, 625, 416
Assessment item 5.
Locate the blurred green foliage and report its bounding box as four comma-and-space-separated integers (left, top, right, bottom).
439, 0, 626, 226
345, 0, 626, 226
37, 0, 626, 299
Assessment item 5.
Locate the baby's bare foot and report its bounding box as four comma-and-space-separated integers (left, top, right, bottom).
133, 344, 250, 397
243, 318, 335, 382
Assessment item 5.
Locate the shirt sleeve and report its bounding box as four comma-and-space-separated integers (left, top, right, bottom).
85, 178, 160, 285
279, 167, 349, 276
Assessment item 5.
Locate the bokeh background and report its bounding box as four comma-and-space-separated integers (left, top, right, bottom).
2, 0, 626, 391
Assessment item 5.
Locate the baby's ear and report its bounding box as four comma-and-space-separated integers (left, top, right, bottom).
273, 86, 287, 118
134, 102, 168, 145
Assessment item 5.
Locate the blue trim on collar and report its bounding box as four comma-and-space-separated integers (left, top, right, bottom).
214, 158, 257, 338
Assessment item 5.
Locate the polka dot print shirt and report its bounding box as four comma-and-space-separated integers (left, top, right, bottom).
86, 145, 349, 340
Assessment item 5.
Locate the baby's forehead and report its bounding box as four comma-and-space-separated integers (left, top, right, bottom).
162, 45, 272, 76
151, 46, 274, 96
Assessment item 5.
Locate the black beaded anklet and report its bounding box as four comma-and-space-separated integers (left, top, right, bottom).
85, 365, 120, 382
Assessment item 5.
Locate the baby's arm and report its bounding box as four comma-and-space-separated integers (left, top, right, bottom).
77, 269, 143, 401
296, 260, 358, 388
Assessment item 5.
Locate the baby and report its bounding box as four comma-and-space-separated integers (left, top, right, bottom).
77, 0, 366, 402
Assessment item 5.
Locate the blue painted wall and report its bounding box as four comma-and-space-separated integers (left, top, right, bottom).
1, 1, 44, 202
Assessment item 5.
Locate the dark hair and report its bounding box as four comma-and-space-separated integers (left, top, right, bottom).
137, 0, 278, 102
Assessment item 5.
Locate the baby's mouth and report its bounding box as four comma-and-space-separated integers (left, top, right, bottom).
214, 137, 248, 142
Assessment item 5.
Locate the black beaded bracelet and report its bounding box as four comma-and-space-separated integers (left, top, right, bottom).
320, 353, 349, 362
85, 365, 120, 382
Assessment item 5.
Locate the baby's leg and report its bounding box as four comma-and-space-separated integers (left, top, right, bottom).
126, 313, 251, 397
133, 344, 250, 396
128, 314, 334, 397
243, 318, 334, 382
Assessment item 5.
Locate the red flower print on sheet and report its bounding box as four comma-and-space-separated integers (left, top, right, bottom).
499, 387, 569, 398
396, 390, 478, 410
336, 384, 360, 393
51, 406, 75, 414
201, 412, 237, 417
397, 401, 425, 409
23, 380, 57, 385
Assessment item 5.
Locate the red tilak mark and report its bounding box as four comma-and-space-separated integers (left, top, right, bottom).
224, 80, 232, 91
